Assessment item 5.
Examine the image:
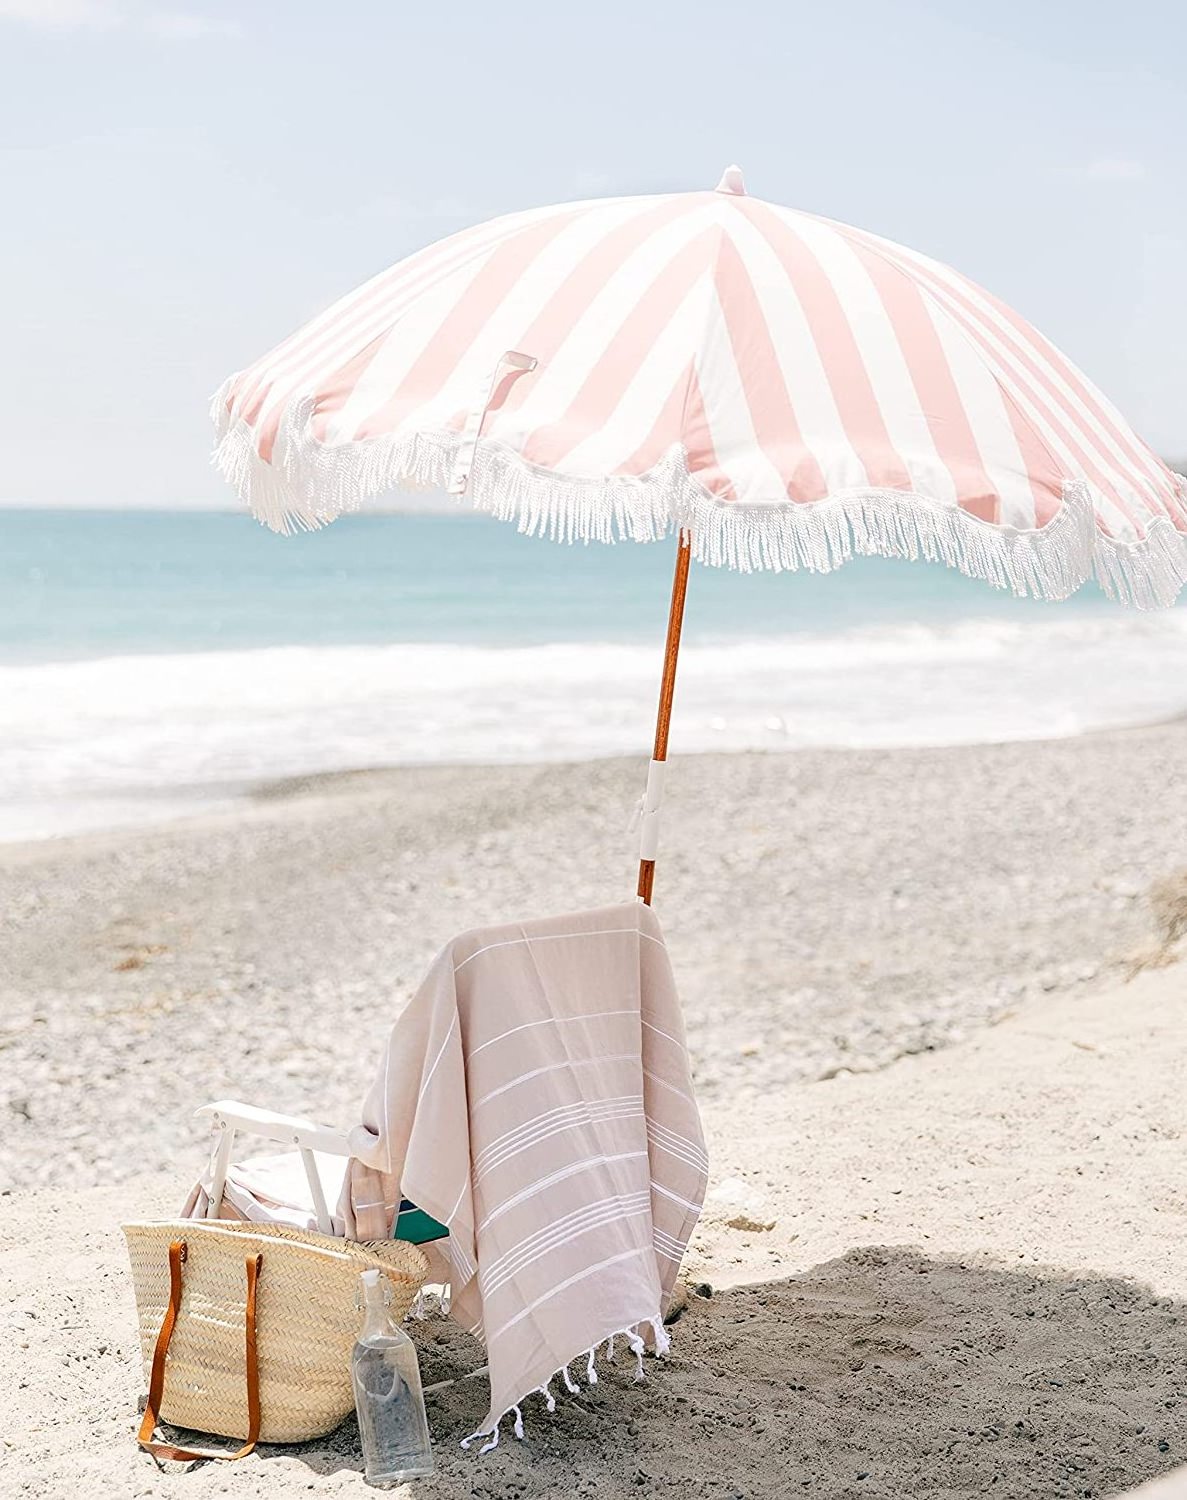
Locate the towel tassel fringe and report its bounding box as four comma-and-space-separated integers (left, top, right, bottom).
459, 1317, 670, 1453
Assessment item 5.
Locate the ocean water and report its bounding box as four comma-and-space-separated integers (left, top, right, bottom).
2, 507, 1185, 842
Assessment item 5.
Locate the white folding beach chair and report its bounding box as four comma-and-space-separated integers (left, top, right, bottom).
193, 1099, 351, 1236
190, 1099, 449, 1247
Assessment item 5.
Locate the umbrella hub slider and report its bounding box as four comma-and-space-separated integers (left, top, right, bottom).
637, 758, 667, 863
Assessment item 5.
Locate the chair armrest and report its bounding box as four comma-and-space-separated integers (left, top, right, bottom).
195, 1099, 353, 1236
195, 1099, 352, 1155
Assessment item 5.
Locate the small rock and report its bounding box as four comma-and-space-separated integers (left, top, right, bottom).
664, 1284, 689, 1325
725, 1214, 776, 1233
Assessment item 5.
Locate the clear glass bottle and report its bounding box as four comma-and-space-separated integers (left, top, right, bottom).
351, 1269, 434, 1486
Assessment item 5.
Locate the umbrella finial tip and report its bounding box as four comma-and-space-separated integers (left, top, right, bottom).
714, 165, 747, 196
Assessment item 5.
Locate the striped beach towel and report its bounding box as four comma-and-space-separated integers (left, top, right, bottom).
341, 903, 707, 1448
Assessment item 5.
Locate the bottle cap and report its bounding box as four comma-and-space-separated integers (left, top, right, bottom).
357, 1268, 391, 1309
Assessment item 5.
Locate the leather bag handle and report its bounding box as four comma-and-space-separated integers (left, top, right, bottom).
137, 1239, 263, 1462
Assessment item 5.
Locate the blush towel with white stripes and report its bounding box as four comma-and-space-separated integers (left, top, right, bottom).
339, 902, 709, 1451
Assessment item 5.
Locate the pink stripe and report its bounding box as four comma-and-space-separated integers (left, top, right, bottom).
615, 365, 693, 476
520, 230, 716, 470
351, 211, 586, 443
740, 201, 913, 493
842, 237, 1030, 523
262, 336, 390, 463
485, 199, 701, 439
854, 235, 1153, 527
712, 234, 829, 502
1000, 391, 1065, 528
682, 369, 734, 500
238, 214, 530, 434
962, 275, 1174, 503
234, 229, 475, 424
306, 338, 389, 448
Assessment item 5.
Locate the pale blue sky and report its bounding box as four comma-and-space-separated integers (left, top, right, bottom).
1, 0, 1183, 507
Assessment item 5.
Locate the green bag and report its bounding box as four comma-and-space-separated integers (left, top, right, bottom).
393, 1197, 448, 1245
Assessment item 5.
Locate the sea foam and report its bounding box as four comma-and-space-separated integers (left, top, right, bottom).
2, 613, 1185, 841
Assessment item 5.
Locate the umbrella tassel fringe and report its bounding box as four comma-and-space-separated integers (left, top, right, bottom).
210, 384, 1187, 610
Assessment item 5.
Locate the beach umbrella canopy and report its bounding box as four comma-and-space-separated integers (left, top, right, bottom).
213, 166, 1187, 899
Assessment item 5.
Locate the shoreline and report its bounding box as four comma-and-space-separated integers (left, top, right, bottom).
5, 693, 1187, 849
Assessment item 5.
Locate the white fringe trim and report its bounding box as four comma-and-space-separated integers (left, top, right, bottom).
211, 382, 1187, 610
458, 1317, 670, 1455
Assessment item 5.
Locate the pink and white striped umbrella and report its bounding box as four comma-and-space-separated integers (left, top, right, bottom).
214, 167, 1186, 608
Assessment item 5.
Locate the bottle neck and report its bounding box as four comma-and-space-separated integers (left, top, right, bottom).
359, 1296, 398, 1343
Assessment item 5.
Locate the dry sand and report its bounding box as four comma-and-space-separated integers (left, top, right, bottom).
2, 729, 1186, 1498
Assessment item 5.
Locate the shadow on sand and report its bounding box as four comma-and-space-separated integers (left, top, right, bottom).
219, 1247, 1187, 1499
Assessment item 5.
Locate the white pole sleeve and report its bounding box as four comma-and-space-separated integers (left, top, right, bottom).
638, 758, 667, 862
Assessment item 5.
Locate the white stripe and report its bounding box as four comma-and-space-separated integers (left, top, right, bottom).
788, 215, 959, 507
908, 268, 1145, 514
646, 1123, 710, 1171
405, 199, 654, 439
479, 1196, 652, 1298
885, 238, 1173, 500
444, 1236, 475, 1280
480, 1200, 651, 1308
244, 202, 567, 433
232, 214, 502, 414
723, 210, 869, 490
416, 1013, 458, 1108
482, 1206, 651, 1302
511, 205, 722, 440
647, 1134, 710, 1173
474, 1096, 642, 1168
908, 274, 1135, 536
454, 925, 663, 976
643, 1067, 698, 1107
556, 273, 712, 475
651, 1181, 705, 1215
474, 1095, 643, 1170
476, 1152, 648, 1234
641, 1018, 685, 1049
475, 1103, 644, 1183
648, 1120, 707, 1157
469, 1010, 638, 1061
693, 284, 789, 503
474, 1054, 638, 1111
486, 1246, 653, 1344
647, 1117, 708, 1154
321, 249, 509, 446
476, 1104, 642, 1180
923, 296, 1039, 528
482, 1191, 649, 1283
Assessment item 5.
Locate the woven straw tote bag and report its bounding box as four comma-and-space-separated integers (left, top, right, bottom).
123, 1219, 428, 1457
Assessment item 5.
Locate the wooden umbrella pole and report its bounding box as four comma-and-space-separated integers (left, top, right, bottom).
637, 533, 692, 905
